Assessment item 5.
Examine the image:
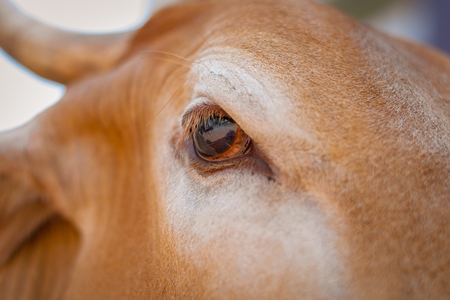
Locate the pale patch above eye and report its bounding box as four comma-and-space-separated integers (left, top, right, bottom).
193, 115, 251, 161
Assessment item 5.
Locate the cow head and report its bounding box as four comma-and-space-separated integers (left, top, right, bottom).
1, 0, 450, 299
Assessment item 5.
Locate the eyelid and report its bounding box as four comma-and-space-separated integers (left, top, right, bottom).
181, 98, 230, 137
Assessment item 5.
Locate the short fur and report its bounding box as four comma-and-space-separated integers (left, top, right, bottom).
0, 0, 449, 299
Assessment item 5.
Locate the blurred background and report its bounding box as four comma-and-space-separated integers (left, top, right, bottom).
0, 0, 449, 132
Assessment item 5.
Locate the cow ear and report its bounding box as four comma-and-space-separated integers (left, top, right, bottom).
0, 165, 53, 265
0, 150, 80, 299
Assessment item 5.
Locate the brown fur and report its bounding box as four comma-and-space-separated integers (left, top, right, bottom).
0, 0, 449, 299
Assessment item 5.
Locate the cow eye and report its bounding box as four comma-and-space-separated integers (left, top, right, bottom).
193, 115, 251, 161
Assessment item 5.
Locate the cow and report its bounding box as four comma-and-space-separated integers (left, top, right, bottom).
0, 0, 450, 299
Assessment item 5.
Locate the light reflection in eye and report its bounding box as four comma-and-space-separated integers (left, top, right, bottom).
193, 115, 251, 161
195, 117, 236, 156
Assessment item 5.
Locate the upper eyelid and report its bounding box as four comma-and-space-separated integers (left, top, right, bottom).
181, 98, 230, 136
181, 97, 216, 126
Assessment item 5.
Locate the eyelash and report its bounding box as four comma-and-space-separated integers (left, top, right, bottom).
181, 105, 230, 138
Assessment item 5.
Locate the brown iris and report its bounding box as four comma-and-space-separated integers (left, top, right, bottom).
193, 115, 251, 161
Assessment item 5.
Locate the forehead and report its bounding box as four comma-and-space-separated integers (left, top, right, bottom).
188, 1, 367, 109
197, 4, 440, 111
115, 0, 450, 162
182, 1, 365, 147
198, 0, 363, 72
178, 0, 450, 175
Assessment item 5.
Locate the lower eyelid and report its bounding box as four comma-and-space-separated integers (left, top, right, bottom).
181, 138, 273, 178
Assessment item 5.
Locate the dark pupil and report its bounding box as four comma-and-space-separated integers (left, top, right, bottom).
194, 116, 237, 157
